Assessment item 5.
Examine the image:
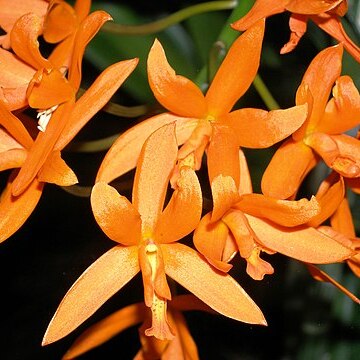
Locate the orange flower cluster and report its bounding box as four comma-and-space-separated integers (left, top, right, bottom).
1, 0, 360, 358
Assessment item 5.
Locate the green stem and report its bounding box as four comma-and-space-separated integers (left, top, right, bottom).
61, 185, 92, 197
102, 1, 237, 35
253, 75, 280, 110
65, 134, 120, 153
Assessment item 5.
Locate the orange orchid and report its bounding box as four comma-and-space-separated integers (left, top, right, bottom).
61, 295, 212, 359
262, 44, 360, 199
42, 123, 266, 347
0, 11, 138, 242
95, 20, 308, 223
0, 0, 91, 110
193, 149, 354, 280
231, 0, 360, 62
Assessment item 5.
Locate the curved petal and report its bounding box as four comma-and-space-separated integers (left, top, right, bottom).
68, 10, 112, 90
286, 0, 343, 14
231, 0, 286, 31
225, 104, 308, 148
96, 114, 197, 184
0, 148, 27, 171
0, 48, 35, 110
37, 151, 78, 186
245, 214, 354, 263
331, 197, 356, 238
10, 13, 50, 70
238, 148, 253, 195
280, 13, 308, 54
63, 303, 146, 360
42, 245, 140, 345
193, 213, 233, 272
0, 100, 33, 148
162, 243, 267, 325
307, 173, 345, 228
55, 58, 139, 151
43, 1, 78, 44
147, 39, 207, 118
91, 182, 141, 246
0, 173, 43, 243
312, 13, 360, 63
306, 133, 360, 177
261, 138, 317, 199
132, 123, 178, 232
234, 194, 320, 227
211, 175, 240, 222
317, 76, 360, 134
297, 44, 343, 130
0, 0, 48, 49
155, 167, 202, 244
206, 20, 265, 117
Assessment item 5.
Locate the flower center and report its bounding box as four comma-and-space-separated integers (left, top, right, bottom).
36, 105, 58, 132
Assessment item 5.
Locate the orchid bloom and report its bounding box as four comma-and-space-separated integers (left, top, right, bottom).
62, 295, 212, 359
42, 123, 266, 347
262, 44, 360, 199
193, 149, 354, 280
0, 11, 138, 242
95, 20, 308, 222
0, 0, 91, 110
232, 0, 360, 62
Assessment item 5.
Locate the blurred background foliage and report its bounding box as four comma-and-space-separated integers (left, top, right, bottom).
1, 1, 360, 359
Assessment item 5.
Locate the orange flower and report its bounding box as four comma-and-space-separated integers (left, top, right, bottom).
0, 11, 138, 242
95, 20, 307, 222
0, 0, 91, 110
231, 0, 360, 62
262, 44, 360, 199
42, 123, 266, 346
193, 150, 354, 280
61, 295, 212, 359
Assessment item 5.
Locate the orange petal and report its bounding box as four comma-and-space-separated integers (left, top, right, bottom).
307, 173, 345, 228
162, 243, 267, 325
306, 263, 360, 304
238, 148, 253, 195
234, 194, 320, 227
193, 213, 233, 272
286, 0, 343, 14
10, 13, 50, 70
12, 101, 75, 196
261, 138, 317, 199
331, 197, 356, 238
306, 133, 360, 177
207, 124, 240, 188
63, 303, 146, 359
0, 172, 43, 243
43, 1, 77, 44
54, 58, 138, 150
280, 13, 307, 54
0, 148, 27, 171
170, 294, 215, 313
231, 0, 286, 31
95, 114, 197, 184
42, 245, 140, 345
74, 0, 91, 21
206, 20, 265, 117
317, 76, 360, 134
91, 182, 141, 246
37, 151, 78, 186
0, 0, 48, 49
27, 68, 75, 109
155, 167, 202, 244
312, 13, 360, 63
132, 123, 178, 232
147, 39, 207, 118
245, 214, 354, 263
211, 175, 240, 222
225, 104, 308, 148
297, 44, 343, 130
0, 100, 33, 148
0, 48, 35, 110
68, 10, 112, 90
